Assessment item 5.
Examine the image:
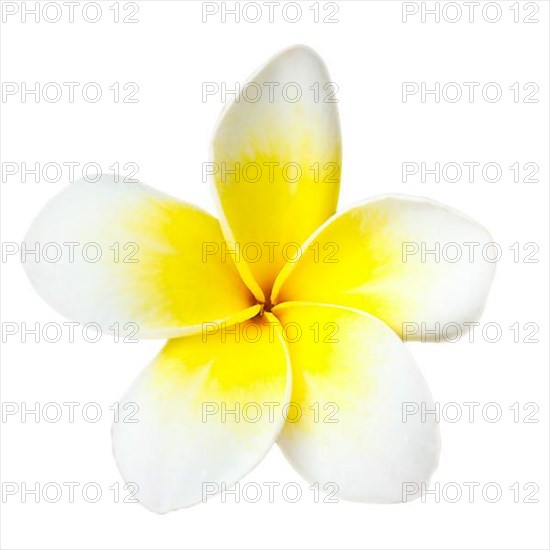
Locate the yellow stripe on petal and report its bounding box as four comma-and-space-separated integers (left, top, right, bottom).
212, 45, 341, 298
272, 302, 440, 503
273, 196, 495, 340
24, 176, 257, 338
112, 315, 290, 512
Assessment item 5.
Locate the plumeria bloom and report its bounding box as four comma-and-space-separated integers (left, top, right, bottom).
24, 46, 494, 513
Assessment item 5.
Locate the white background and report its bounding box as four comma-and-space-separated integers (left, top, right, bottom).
1, 1, 549, 549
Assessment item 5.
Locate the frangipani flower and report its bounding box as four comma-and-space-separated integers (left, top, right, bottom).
24, 46, 494, 513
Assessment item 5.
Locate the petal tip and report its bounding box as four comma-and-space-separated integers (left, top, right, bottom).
265, 43, 327, 74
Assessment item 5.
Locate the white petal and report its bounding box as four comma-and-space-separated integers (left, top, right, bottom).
112, 315, 290, 512
273, 302, 440, 502
273, 195, 495, 340
24, 175, 257, 338
212, 45, 341, 298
